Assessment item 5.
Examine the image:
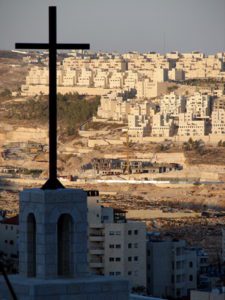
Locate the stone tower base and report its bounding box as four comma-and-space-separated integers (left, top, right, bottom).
0, 275, 129, 300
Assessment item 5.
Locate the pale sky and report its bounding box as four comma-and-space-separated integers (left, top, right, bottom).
0, 0, 225, 54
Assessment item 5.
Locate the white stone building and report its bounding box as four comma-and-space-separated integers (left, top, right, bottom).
178, 113, 206, 137
211, 109, 225, 135
151, 113, 175, 137
186, 92, 212, 118
160, 92, 186, 116
87, 191, 147, 290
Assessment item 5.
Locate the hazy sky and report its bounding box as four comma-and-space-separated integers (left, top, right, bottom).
0, 0, 225, 54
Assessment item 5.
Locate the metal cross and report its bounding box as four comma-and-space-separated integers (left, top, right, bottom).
16, 6, 90, 189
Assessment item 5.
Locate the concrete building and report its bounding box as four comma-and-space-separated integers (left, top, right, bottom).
0, 215, 19, 270
87, 191, 146, 290
147, 238, 197, 299
211, 109, 225, 135
136, 79, 159, 98
160, 92, 186, 116
153, 68, 168, 83
186, 92, 212, 118
178, 113, 206, 137
168, 69, 185, 81
151, 113, 175, 137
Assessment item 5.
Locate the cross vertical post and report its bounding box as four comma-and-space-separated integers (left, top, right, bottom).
15, 6, 90, 189
49, 7, 57, 186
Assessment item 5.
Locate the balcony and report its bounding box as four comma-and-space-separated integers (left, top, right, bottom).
89, 235, 105, 242
90, 259, 104, 268
90, 248, 104, 255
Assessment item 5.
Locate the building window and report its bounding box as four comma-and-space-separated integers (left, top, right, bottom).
128, 243, 132, 249
134, 230, 138, 235
128, 271, 132, 275
134, 256, 138, 261
109, 231, 114, 236
109, 244, 114, 248
116, 272, 121, 276
176, 288, 181, 297
189, 275, 193, 281
109, 272, 114, 276
4, 240, 8, 244
189, 261, 193, 268
128, 230, 132, 235
9, 240, 14, 245
116, 257, 121, 262
128, 257, 132, 262
134, 243, 138, 248
115, 231, 121, 235
147, 250, 150, 256
116, 244, 121, 249
109, 257, 114, 262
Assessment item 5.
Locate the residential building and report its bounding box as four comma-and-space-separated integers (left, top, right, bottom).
0, 215, 19, 270
186, 92, 212, 118
160, 92, 186, 116
87, 191, 147, 290
151, 113, 175, 137
146, 237, 197, 299
178, 113, 206, 137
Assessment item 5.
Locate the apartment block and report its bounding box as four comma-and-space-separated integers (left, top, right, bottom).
147, 238, 197, 299
160, 92, 186, 116
186, 92, 212, 118
211, 109, 225, 135
178, 113, 206, 137
151, 113, 175, 137
87, 191, 147, 290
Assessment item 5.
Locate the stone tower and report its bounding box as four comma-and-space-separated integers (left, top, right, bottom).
0, 188, 130, 299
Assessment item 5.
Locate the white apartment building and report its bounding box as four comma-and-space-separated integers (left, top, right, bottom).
153, 68, 168, 83
94, 70, 110, 88
211, 109, 225, 135
87, 191, 147, 290
147, 238, 197, 299
168, 69, 185, 81
25, 66, 49, 85
109, 72, 124, 89
77, 68, 94, 87
128, 101, 152, 138
124, 71, 140, 90
62, 68, 79, 86
178, 113, 206, 137
128, 114, 151, 138
160, 92, 186, 116
186, 93, 212, 118
151, 114, 175, 137
136, 80, 159, 98
97, 92, 131, 122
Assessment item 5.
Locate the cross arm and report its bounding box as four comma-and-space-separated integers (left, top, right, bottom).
15, 43, 49, 49
57, 43, 90, 50
15, 43, 90, 50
